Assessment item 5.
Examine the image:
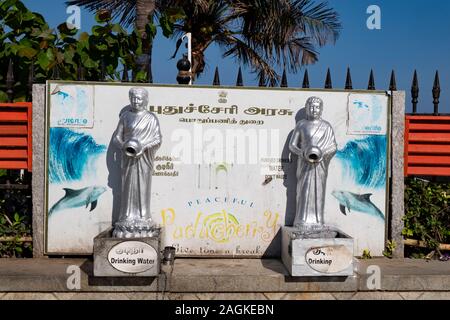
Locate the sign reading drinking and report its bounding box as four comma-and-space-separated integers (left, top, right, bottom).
305, 245, 353, 274
107, 241, 157, 274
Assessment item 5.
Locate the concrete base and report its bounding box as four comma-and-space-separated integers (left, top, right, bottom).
1, 258, 450, 293
281, 226, 354, 277
93, 228, 161, 277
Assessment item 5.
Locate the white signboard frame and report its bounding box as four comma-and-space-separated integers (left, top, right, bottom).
44, 81, 391, 257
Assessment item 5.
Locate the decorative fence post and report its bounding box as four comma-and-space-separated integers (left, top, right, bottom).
411, 70, 419, 114
236, 67, 243, 87
6, 59, 14, 103
27, 62, 34, 102
122, 64, 129, 82
389, 70, 397, 91
302, 69, 310, 89
368, 69, 376, 90
77, 64, 85, 81
345, 68, 353, 90
433, 71, 441, 116
258, 74, 266, 87
324, 68, 332, 89
280, 68, 288, 88
100, 59, 106, 82
213, 67, 221, 86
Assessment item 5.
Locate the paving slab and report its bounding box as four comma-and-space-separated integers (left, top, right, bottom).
351, 292, 403, 300
2, 293, 58, 300
169, 259, 357, 292
356, 258, 450, 291
419, 292, 450, 300
0, 258, 165, 292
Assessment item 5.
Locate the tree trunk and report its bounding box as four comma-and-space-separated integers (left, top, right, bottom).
135, 0, 155, 82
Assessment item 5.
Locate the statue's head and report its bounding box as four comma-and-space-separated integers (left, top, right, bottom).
129, 87, 149, 111
305, 96, 323, 120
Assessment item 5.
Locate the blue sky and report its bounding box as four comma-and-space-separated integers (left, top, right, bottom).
22, 0, 450, 113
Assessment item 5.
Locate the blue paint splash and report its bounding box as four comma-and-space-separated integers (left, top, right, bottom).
49, 128, 106, 183
56, 91, 70, 100
353, 100, 369, 109
336, 136, 386, 189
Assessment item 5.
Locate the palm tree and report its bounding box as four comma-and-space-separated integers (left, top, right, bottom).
166, 0, 341, 84
66, 0, 341, 85
66, 0, 157, 82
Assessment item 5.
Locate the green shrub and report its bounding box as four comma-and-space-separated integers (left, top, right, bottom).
0, 172, 32, 258
404, 177, 450, 255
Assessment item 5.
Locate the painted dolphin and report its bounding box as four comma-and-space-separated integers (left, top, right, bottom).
331, 190, 384, 221
57, 91, 70, 100
49, 186, 107, 216
353, 100, 369, 109
50, 86, 70, 100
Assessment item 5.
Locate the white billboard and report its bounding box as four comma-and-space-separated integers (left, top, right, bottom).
45, 82, 390, 257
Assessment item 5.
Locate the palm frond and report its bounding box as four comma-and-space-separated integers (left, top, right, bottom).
285, 36, 318, 67
292, 0, 341, 46
228, 0, 339, 72
216, 33, 280, 86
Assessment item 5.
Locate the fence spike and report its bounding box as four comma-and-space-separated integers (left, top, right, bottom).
6, 59, 14, 102
213, 67, 220, 86
258, 73, 266, 87
389, 70, 397, 91
27, 61, 35, 102
236, 67, 243, 86
280, 68, 288, 87
324, 68, 332, 89
302, 69, 310, 88
122, 64, 129, 82
52, 65, 61, 80
148, 63, 153, 84
368, 69, 376, 90
411, 70, 419, 114
433, 70, 441, 115
100, 59, 106, 81
345, 67, 353, 90
77, 64, 85, 81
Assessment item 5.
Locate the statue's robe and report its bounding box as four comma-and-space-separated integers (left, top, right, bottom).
114, 109, 161, 222
291, 119, 337, 226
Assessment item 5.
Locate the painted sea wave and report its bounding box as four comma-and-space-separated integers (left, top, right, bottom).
336, 136, 386, 189
49, 128, 106, 183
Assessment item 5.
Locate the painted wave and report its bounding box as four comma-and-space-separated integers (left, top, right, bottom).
336, 136, 386, 189
49, 128, 106, 183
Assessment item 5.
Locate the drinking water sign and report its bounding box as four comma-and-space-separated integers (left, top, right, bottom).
45, 82, 390, 257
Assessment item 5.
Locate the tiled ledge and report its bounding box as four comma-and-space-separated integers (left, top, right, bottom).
0, 258, 448, 293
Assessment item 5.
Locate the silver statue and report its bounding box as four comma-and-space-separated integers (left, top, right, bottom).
289, 97, 337, 236
112, 88, 162, 238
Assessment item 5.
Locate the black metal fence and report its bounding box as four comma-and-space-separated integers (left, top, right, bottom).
2, 58, 444, 115
206, 66, 443, 116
